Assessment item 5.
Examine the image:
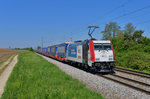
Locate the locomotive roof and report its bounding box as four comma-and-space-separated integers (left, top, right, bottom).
46, 42, 73, 48
93, 40, 111, 43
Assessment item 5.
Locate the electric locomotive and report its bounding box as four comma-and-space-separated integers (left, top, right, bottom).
67, 39, 115, 72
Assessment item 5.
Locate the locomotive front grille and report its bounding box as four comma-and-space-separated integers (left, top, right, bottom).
93, 62, 115, 68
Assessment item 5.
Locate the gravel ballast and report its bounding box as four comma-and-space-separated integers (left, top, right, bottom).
39, 54, 150, 99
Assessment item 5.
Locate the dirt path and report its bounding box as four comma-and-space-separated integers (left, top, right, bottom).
0, 55, 18, 97
0, 56, 14, 74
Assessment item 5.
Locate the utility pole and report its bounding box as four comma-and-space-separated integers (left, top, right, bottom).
70, 32, 73, 42
8, 46, 11, 49
41, 37, 43, 51
70, 38, 72, 42
88, 26, 99, 39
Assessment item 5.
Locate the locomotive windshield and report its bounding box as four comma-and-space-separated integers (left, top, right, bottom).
94, 43, 112, 50
103, 44, 112, 50
94, 45, 102, 50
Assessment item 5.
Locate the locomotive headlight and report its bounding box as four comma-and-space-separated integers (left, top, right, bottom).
95, 58, 100, 61
109, 58, 113, 61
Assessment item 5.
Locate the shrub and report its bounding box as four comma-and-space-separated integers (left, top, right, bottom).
115, 50, 150, 71
29, 47, 33, 51
144, 46, 150, 53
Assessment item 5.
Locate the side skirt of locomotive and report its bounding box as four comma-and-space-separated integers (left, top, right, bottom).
67, 60, 115, 73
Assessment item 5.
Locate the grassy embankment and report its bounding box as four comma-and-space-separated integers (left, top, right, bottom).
1, 51, 104, 99
111, 36, 150, 74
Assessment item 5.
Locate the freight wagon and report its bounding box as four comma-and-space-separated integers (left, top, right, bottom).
57, 42, 72, 61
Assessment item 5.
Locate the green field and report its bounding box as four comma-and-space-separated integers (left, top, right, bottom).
1, 51, 104, 99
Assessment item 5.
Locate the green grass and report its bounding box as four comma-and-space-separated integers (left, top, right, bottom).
1, 51, 104, 99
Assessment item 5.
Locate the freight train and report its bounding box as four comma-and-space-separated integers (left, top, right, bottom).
36, 39, 115, 73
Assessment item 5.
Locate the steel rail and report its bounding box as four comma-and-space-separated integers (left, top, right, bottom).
116, 67, 150, 76
110, 74, 150, 87
97, 74, 150, 95
114, 68, 150, 79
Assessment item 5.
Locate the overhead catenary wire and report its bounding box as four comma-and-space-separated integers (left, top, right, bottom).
72, 0, 131, 35
72, 2, 150, 40
112, 5, 150, 20
99, 4, 150, 26
95, 4, 150, 30
87, 0, 131, 26
118, 12, 150, 26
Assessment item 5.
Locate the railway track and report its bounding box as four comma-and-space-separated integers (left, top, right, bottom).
114, 67, 150, 79
37, 52, 150, 94
97, 74, 150, 95
97, 67, 150, 94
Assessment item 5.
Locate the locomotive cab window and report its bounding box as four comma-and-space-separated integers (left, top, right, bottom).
94, 44, 102, 50
94, 43, 112, 50
103, 44, 112, 50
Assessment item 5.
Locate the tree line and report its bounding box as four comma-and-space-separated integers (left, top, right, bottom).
14, 47, 34, 51
101, 22, 144, 41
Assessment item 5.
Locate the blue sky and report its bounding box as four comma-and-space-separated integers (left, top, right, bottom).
0, 0, 150, 48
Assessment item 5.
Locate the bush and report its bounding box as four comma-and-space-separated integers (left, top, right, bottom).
111, 36, 150, 72
115, 50, 150, 71
29, 47, 33, 51
144, 46, 150, 53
